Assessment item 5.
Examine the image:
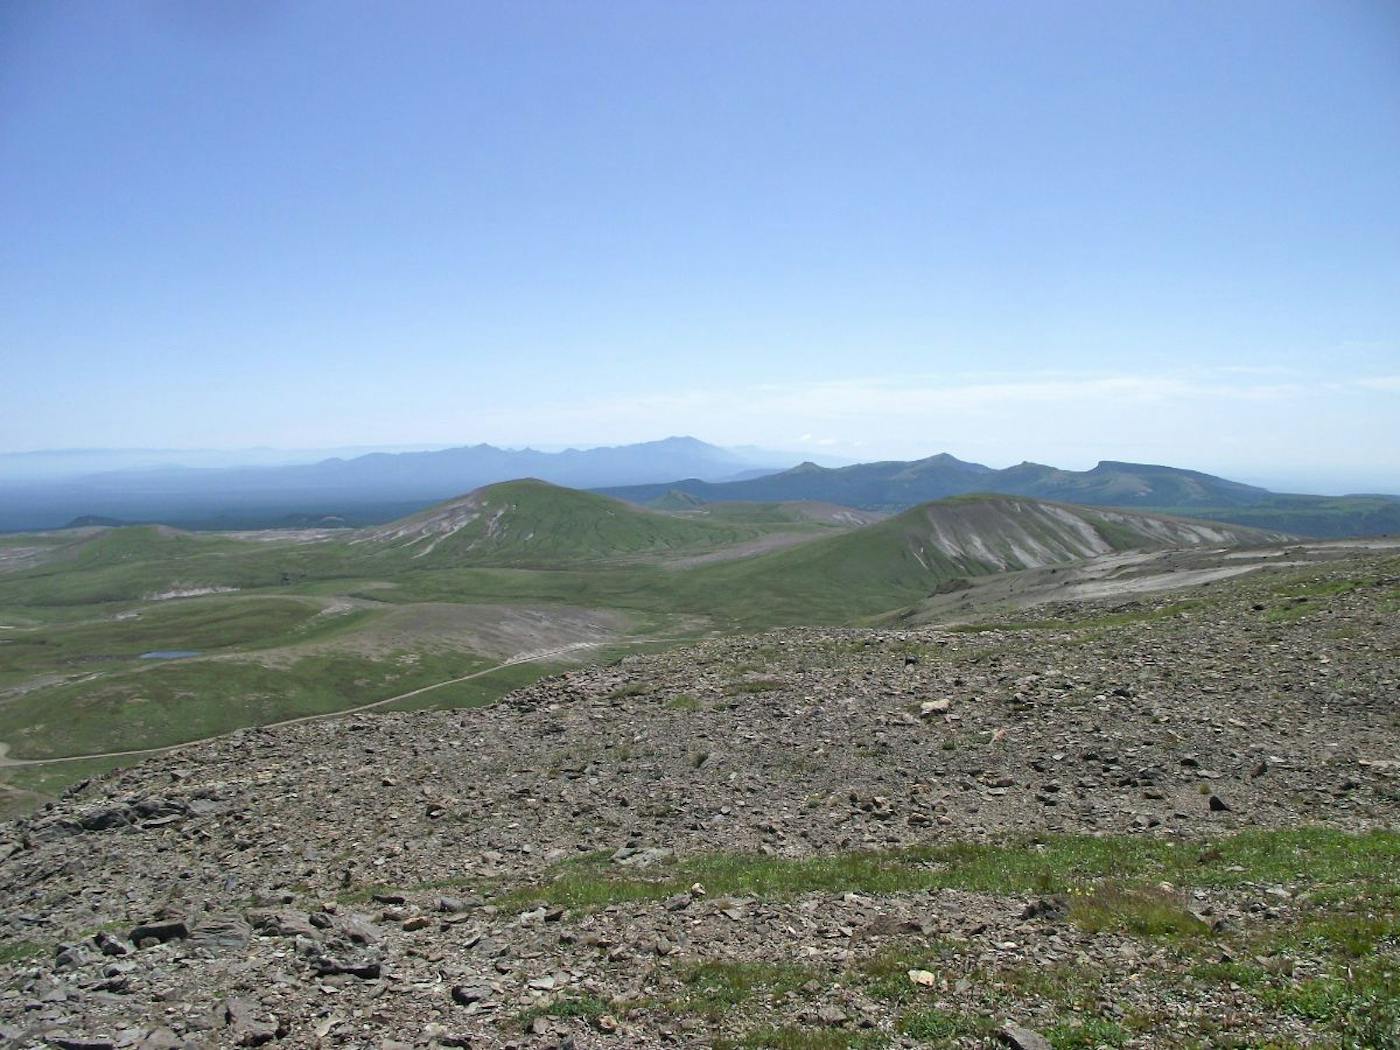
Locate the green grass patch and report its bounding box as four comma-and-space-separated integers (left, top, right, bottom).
0, 753, 136, 801
0, 649, 494, 758
724, 678, 787, 695
669, 960, 819, 1020
497, 828, 1400, 916
896, 1007, 988, 1041
514, 994, 612, 1031
0, 594, 356, 678
1264, 578, 1367, 622
1189, 960, 1269, 988
716, 1028, 888, 1050
1067, 884, 1210, 939
993, 962, 1104, 1010
1270, 578, 1364, 600
1043, 1017, 1131, 1048
1278, 910, 1400, 959
0, 939, 45, 965
1263, 957, 1400, 1050
854, 943, 964, 1004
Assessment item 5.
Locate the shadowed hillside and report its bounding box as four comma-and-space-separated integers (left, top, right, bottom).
674, 494, 1285, 624
602, 456, 1400, 538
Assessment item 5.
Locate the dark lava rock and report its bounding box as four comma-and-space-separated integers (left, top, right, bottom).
128, 919, 189, 945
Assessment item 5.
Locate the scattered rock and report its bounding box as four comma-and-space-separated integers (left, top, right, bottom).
1, 556, 1396, 1048
127, 919, 189, 945
815, 1004, 848, 1026
999, 1022, 1053, 1050
224, 997, 278, 1047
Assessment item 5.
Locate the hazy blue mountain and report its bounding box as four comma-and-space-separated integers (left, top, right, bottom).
974, 460, 1272, 507
599, 456, 1400, 539
598, 453, 997, 508
0, 437, 789, 531
0, 444, 454, 482
90, 436, 771, 494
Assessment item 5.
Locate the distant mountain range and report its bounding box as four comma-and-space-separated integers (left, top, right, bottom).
0, 444, 476, 482
1, 439, 1395, 538
0, 437, 800, 531
599, 455, 1400, 539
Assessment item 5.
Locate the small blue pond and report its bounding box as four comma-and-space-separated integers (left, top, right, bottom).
139, 650, 202, 660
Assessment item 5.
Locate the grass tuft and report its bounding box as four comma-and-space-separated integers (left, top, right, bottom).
1264, 958, 1400, 1050
669, 960, 818, 1020
514, 994, 612, 1031
499, 828, 1400, 915
1043, 1017, 1131, 1048
897, 1007, 987, 1040
0, 940, 45, 965
1067, 884, 1211, 939
717, 1028, 888, 1050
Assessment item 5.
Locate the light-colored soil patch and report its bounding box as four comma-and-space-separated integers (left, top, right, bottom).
240, 602, 629, 666
1059, 563, 1258, 601
216, 528, 345, 543
782, 501, 886, 526
906, 537, 1398, 623
0, 545, 59, 573
663, 530, 828, 568
0, 670, 100, 703
146, 585, 240, 600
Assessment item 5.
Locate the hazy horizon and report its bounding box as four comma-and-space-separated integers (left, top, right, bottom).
0, 434, 1393, 497
4, 3, 1397, 491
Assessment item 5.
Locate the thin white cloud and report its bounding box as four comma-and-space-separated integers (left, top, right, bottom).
390, 367, 1399, 490
455, 370, 1342, 440
542, 372, 1309, 424
1355, 375, 1400, 393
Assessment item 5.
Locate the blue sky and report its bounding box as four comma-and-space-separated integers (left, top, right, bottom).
2, 1, 1398, 490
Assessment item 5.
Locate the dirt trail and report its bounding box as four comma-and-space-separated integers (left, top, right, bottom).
0, 640, 608, 770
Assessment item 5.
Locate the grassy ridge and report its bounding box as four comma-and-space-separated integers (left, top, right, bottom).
1137, 496, 1400, 539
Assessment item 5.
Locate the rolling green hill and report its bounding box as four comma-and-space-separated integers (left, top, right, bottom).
353, 479, 793, 567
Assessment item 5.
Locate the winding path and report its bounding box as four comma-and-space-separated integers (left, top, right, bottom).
0, 640, 612, 770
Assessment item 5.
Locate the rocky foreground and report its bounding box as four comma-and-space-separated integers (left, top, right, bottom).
1, 553, 1398, 1049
